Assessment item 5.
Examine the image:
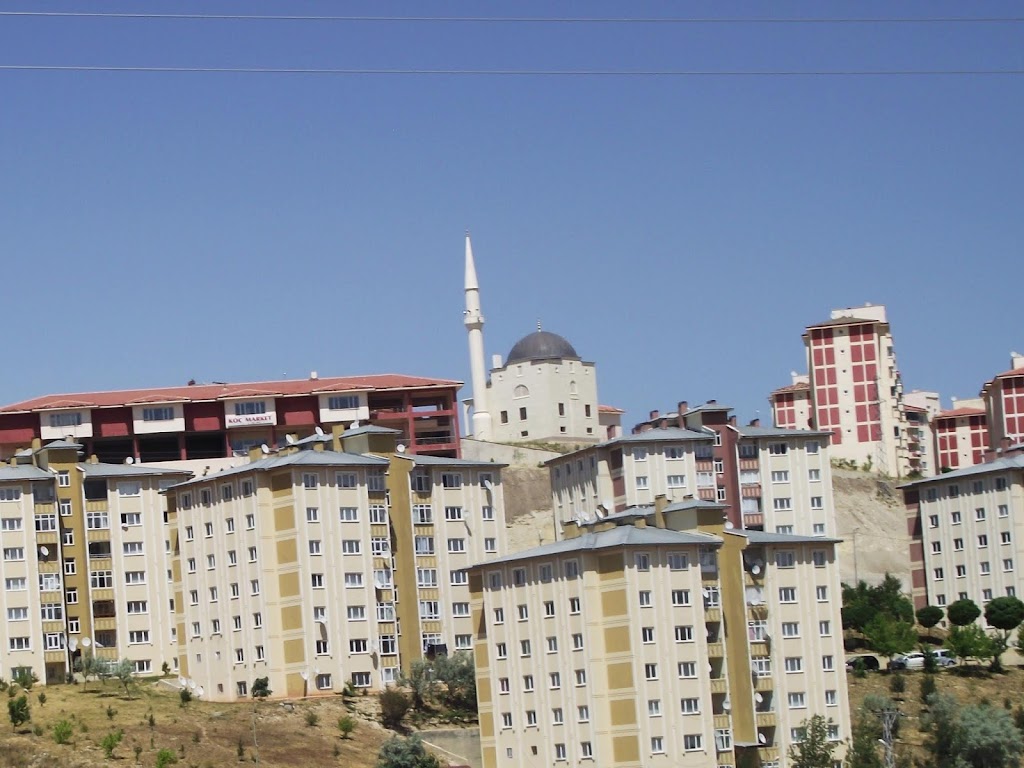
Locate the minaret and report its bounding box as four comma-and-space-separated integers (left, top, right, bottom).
464, 233, 492, 440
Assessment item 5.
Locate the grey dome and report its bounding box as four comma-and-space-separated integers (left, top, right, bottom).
507, 331, 579, 364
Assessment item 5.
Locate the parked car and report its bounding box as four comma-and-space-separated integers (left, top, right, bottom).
890, 649, 956, 670
845, 654, 881, 672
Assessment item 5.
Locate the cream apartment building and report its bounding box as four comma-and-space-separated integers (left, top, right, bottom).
470, 500, 850, 768
903, 452, 1024, 614
168, 426, 507, 701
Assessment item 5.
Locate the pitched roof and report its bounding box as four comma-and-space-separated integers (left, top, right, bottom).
474, 525, 722, 568
770, 382, 811, 395
935, 407, 986, 419
0, 465, 53, 482
904, 404, 929, 414
598, 404, 625, 414
805, 316, 880, 329
736, 425, 833, 439
899, 455, 1024, 488
340, 425, 403, 438
166, 450, 389, 489
994, 367, 1024, 380
0, 374, 461, 413
81, 463, 192, 480
40, 440, 84, 451
737, 530, 841, 545
402, 454, 507, 469
602, 427, 713, 446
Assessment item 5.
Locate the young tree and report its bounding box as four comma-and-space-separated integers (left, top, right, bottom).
7, 695, 29, 731
842, 575, 914, 633
984, 596, 1024, 672
101, 729, 124, 758
379, 687, 411, 729
916, 605, 945, 636
945, 623, 993, 667
113, 658, 135, 698
947, 598, 982, 627
788, 715, 837, 768
431, 652, 477, 711
75, 652, 100, 691
845, 715, 883, 768
863, 614, 916, 669
402, 660, 436, 710
923, 693, 1023, 768
376, 735, 442, 768
337, 715, 356, 740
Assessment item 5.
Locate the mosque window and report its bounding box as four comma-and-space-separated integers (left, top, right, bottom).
514, 385, 529, 399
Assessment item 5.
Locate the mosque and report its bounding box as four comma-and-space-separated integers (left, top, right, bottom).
461, 234, 622, 445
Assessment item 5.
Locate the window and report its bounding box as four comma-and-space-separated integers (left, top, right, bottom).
420, 601, 440, 620
250, 579, 261, 595
129, 630, 150, 645
481, 505, 494, 520
581, 742, 593, 759
549, 672, 561, 689
776, 551, 795, 568
651, 737, 664, 754
125, 571, 146, 585
785, 656, 803, 672
564, 560, 579, 579
999, 504, 1009, 518
574, 669, 587, 686
809, 468, 821, 481
678, 661, 696, 678
671, 589, 690, 606
342, 539, 361, 555
57, 470, 71, 487
667, 474, 687, 488
6, 607, 27, 622
639, 590, 652, 607
577, 704, 590, 722
2, 547, 23, 561
447, 538, 466, 553
89, 571, 113, 589
934, 567, 944, 580
668, 552, 689, 570
349, 639, 368, 654
976, 508, 987, 521
1004, 559, 1014, 572
245, 513, 255, 529
554, 744, 566, 761
822, 655, 835, 671
782, 622, 800, 637
328, 394, 359, 410
39, 603, 62, 621
981, 561, 991, 575
683, 734, 703, 752
86, 511, 109, 529
441, 473, 462, 489
315, 640, 330, 655
520, 639, 532, 657
635, 475, 649, 490
773, 497, 792, 511
1002, 531, 1012, 544
417, 568, 438, 587
929, 514, 940, 528
0, 517, 21, 531
9, 637, 31, 651
952, 511, 962, 524
452, 602, 470, 617
771, 470, 790, 483
769, 442, 788, 455
779, 587, 796, 603
306, 506, 320, 523
816, 585, 828, 602
956, 565, 967, 578
569, 596, 581, 614
954, 538, 965, 551
811, 496, 824, 510
415, 536, 435, 555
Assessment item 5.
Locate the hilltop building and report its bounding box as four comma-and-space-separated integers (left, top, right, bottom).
461, 235, 621, 445
470, 497, 851, 768
769, 304, 912, 477
981, 353, 1024, 453
0, 374, 462, 463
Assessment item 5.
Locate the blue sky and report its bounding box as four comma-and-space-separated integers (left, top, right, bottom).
0, 1, 1021, 427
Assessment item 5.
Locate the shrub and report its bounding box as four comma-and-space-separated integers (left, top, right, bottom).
889, 674, 906, 695
36, 692, 46, 708
12, 669, 37, 692
32, 723, 43, 736
305, 711, 319, 728
155, 748, 178, 768
101, 729, 124, 758
337, 715, 356, 739
380, 688, 411, 729
920, 674, 937, 704
107, 705, 117, 721
134, 743, 143, 762
251, 677, 271, 699
947, 598, 982, 627
148, 713, 156, 728
52, 719, 73, 745
179, 688, 192, 708
8, 695, 30, 730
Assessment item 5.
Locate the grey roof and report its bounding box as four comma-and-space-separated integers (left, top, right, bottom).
683, 403, 733, 414
403, 454, 508, 469
506, 330, 579, 364
604, 427, 713, 447
664, 499, 729, 513
737, 530, 842, 545
0, 465, 53, 482
80, 462, 192, 480
290, 433, 334, 447
40, 440, 84, 451
341, 425, 402, 438
596, 500, 728, 524
476, 525, 722, 568
899, 455, 1024, 488
166, 449, 388, 489
736, 425, 833, 439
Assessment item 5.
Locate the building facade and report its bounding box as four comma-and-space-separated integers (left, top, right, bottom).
470, 501, 850, 768
770, 304, 911, 477
548, 422, 835, 538
933, 400, 989, 473
902, 452, 1024, 613
0, 373, 462, 463
981, 353, 1024, 452
0, 440, 187, 685
168, 426, 507, 701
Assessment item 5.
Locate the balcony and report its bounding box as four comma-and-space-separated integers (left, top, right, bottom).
713, 714, 731, 729
704, 608, 722, 622
749, 641, 769, 656
743, 513, 764, 528
741, 485, 762, 498
85, 499, 108, 512
710, 678, 728, 694
707, 642, 725, 658
756, 712, 777, 728
755, 677, 774, 692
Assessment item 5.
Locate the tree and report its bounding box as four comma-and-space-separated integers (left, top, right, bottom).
251, 677, 271, 699
788, 715, 837, 768
403, 660, 436, 710
338, 715, 356, 740
7, 695, 29, 730
52, 719, 73, 745
845, 715, 883, 768
113, 658, 135, 698
101, 729, 123, 758
946, 623, 993, 667
75, 652, 101, 691
863, 614, 916, 669
376, 735, 442, 768
916, 605, 945, 635
947, 598, 982, 627
984, 596, 1024, 672
155, 748, 178, 768
923, 693, 1023, 768
379, 688, 410, 729
431, 652, 477, 711
842, 575, 914, 633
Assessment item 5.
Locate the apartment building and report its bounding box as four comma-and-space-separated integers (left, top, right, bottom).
902, 450, 1024, 613
981, 353, 1024, 452
769, 376, 813, 431
0, 440, 187, 685
470, 500, 850, 768
770, 304, 911, 477
933, 399, 989, 473
168, 425, 506, 701
549, 421, 835, 537
0, 373, 462, 462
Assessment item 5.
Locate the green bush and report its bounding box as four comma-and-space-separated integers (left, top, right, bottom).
380, 688, 411, 729
101, 729, 123, 758
305, 711, 319, 728
52, 719, 73, 744
178, 688, 192, 708
155, 748, 178, 768
889, 674, 906, 695
7, 695, 30, 730
920, 674, 937, 704
338, 715, 356, 739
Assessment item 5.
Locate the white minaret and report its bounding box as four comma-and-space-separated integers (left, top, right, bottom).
464, 233, 492, 440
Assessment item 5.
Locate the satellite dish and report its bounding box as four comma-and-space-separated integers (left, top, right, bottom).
125, 456, 134, 465
39, 546, 49, 557
396, 444, 406, 453
197, 686, 204, 697
723, 698, 731, 711
260, 444, 270, 455
755, 692, 764, 703
315, 426, 325, 436
69, 638, 78, 652
702, 588, 711, 598
178, 676, 186, 687
189, 680, 197, 690
725, 520, 734, 529
350, 420, 360, 429
594, 507, 606, 519
483, 479, 494, 491
286, 434, 296, 444
602, 498, 612, 511
314, 667, 321, 676
80, 636, 91, 647
751, 564, 762, 575
758, 733, 767, 745
300, 671, 309, 681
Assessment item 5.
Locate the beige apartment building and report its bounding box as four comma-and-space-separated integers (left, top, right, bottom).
168, 426, 507, 701
547, 425, 836, 538
903, 450, 1024, 613
0, 440, 187, 684
770, 304, 912, 477
470, 500, 850, 768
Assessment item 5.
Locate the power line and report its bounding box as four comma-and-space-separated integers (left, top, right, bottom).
0, 65, 1021, 77
0, 11, 1022, 24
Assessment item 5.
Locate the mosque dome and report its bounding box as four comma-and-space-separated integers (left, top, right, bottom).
506, 330, 580, 364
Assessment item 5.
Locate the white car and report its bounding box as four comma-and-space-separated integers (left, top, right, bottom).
890, 649, 956, 670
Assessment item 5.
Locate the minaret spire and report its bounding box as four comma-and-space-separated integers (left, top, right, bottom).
464, 233, 492, 440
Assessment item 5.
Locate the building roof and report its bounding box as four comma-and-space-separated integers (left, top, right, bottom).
0, 465, 53, 482
0, 374, 462, 413
737, 530, 841, 545
993, 367, 1024, 380
475, 525, 722, 568
805, 316, 880, 330
935, 407, 986, 419
506, 331, 580, 365
340, 425, 402, 438
401, 454, 507, 469
602, 426, 713, 447
166, 449, 389, 489
904, 404, 929, 414
735, 425, 833, 439
81, 462, 192, 480
770, 382, 811, 395
40, 440, 84, 451
683, 402, 733, 415
899, 454, 1024, 488
598, 404, 625, 414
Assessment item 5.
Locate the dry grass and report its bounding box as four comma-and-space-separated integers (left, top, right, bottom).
847, 663, 1024, 763
0, 678, 396, 768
